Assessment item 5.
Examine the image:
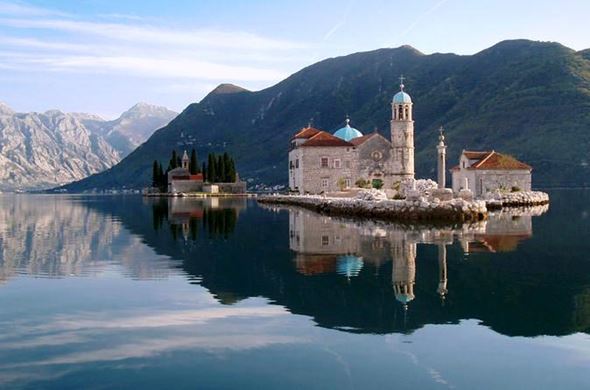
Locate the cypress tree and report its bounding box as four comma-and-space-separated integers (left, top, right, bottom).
190, 149, 198, 174
207, 154, 216, 183
223, 152, 231, 182
170, 150, 178, 169
152, 160, 159, 187
228, 158, 237, 182
202, 162, 207, 182
217, 155, 225, 182
158, 162, 165, 189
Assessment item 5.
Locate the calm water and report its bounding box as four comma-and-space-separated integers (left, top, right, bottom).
0, 190, 589, 389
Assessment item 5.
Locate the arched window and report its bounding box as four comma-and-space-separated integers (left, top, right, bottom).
398, 106, 403, 119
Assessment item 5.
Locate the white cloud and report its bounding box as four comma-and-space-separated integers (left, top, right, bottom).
0, 0, 68, 17
0, 17, 308, 51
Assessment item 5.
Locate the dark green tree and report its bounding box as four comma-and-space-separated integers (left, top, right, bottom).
228, 158, 237, 182
190, 149, 198, 174
222, 152, 231, 182
158, 162, 165, 190
217, 155, 225, 182
207, 154, 216, 183
170, 150, 178, 169
202, 162, 207, 182
152, 160, 159, 187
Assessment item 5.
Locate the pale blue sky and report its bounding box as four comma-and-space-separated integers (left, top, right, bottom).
0, 0, 588, 117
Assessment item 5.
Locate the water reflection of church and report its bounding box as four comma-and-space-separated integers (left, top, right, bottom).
288, 205, 548, 309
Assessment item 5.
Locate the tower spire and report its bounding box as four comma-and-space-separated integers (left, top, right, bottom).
399, 74, 405, 91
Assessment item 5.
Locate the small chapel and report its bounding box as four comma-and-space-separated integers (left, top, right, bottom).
289, 78, 415, 194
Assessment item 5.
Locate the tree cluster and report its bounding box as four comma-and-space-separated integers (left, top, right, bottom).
202, 152, 237, 183
152, 149, 237, 190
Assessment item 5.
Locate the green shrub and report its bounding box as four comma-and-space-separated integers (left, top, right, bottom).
511, 186, 521, 192
372, 179, 384, 189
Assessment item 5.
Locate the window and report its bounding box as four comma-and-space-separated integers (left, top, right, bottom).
345, 178, 352, 188
320, 157, 329, 168
295, 159, 299, 168
334, 159, 341, 168
372, 151, 383, 161
289, 161, 294, 169
345, 160, 351, 169
322, 235, 329, 246
321, 178, 329, 188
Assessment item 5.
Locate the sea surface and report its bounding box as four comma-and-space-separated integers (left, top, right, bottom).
0, 190, 589, 389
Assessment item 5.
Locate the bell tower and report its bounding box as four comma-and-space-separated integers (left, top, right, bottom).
390, 75, 415, 180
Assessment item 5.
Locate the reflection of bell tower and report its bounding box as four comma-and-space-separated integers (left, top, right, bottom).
391, 238, 417, 310
437, 244, 448, 302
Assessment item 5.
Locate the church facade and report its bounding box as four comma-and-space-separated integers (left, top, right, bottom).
288, 80, 415, 194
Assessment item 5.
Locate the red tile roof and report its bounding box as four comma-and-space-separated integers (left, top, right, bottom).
349, 132, 379, 146
292, 127, 322, 139
464, 151, 492, 160
471, 151, 532, 170
301, 131, 354, 147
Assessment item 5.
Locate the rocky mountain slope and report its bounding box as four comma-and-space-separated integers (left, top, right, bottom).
61, 39, 590, 191
0, 103, 177, 192
72, 103, 178, 156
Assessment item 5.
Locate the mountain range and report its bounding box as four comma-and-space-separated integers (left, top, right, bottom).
0, 103, 177, 192
60, 39, 590, 191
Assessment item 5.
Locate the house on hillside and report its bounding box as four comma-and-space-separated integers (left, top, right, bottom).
451, 150, 532, 196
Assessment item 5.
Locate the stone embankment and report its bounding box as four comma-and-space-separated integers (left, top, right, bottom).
484, 191, 549, 209
258, 193, 487, 223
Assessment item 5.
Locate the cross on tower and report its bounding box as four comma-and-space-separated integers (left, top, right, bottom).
399, 75, 405, 90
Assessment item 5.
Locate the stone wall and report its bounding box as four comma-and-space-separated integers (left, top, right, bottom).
452, 169, 531, 196
356, 135, 396, 189
169, 180, 246, 194
170, 180, 203, 193
299, 146, 357, 194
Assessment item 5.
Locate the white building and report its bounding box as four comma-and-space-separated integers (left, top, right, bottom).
451, 150, 532, 196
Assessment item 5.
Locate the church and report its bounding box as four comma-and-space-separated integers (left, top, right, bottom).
289, 78, 415, 194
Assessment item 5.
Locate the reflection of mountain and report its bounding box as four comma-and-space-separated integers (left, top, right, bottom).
0, 195, 171, 283
59, 192, 590, 337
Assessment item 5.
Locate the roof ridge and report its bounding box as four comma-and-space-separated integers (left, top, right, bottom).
472, 151, 495, 168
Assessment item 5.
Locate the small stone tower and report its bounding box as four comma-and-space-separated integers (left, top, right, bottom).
181, 150, 189, 170
391, 75, 415, 181
437, 126, 446, 189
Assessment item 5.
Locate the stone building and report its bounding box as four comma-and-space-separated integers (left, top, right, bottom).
167, 151, 204, 193
288, 79, 415, 194
451, 150, 532, 196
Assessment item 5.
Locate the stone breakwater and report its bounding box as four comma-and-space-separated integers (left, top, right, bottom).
258, 195, 488, 223
484, 191, 550, 209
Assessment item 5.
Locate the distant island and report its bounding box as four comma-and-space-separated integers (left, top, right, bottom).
148, 149, 246, 195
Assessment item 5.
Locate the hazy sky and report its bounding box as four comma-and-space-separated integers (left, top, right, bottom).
0, 0, 588, 117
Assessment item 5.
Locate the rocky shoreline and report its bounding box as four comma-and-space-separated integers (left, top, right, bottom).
258, 194, 488, 223
484, 191, 550, 209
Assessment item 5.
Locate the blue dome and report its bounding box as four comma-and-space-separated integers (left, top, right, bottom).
395, 293, 415, 304
392, 90, 412, 104
336, 255, 364, 278
333, 119, 363, 141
